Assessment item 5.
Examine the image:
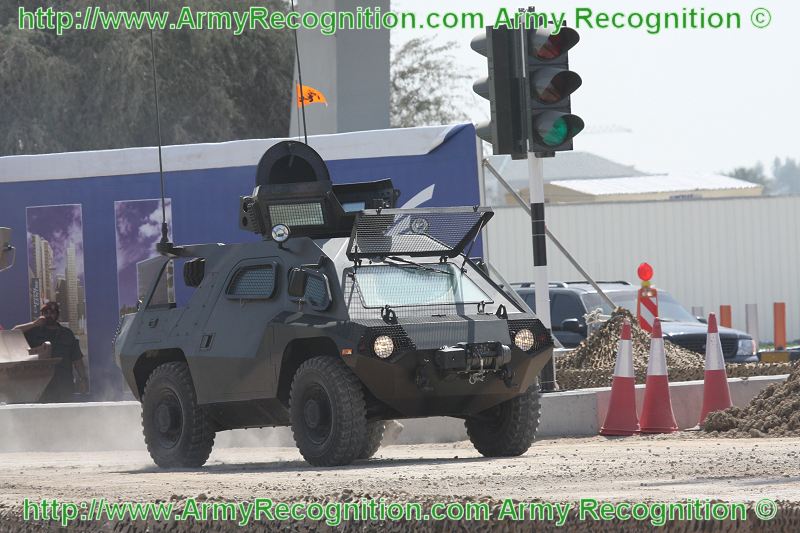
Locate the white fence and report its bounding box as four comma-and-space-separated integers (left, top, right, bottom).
485, 195, 800, 343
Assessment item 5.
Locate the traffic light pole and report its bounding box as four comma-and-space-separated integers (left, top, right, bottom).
527, 152, 557, 391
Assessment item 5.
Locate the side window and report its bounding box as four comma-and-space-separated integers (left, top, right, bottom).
139, 257, 176, 310
304, 273, 331, 311
551, 293, 585, 329
227, 264, 276, 299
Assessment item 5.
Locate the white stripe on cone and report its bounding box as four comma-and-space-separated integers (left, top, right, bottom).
646, 318, 668, 376
614, 339, 634, 377
613, 319, 634, 378
705, 314, 725, 371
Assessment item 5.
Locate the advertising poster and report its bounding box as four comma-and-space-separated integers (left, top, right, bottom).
114, 199, 174, 316
25, 204, 89, 365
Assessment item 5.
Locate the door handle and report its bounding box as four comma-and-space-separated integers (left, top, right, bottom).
148, 318, 159, 328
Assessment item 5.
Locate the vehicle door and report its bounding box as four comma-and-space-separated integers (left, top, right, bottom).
551, 292, 587, 348
193, 258, 282, 402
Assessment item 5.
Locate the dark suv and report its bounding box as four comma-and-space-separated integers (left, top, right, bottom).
514, 281, 757, 363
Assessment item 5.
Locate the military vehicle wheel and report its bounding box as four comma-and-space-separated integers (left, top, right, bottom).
289, 356, 367, 466
358, 421, 385, 460
465, 385, 541, 457
141, 361, 215, 468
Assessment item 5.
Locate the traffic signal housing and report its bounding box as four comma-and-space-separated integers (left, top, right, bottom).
471, 27, 528, 159
525, 28, 584, 154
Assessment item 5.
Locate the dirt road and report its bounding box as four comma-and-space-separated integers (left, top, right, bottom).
1, 435, 799, 531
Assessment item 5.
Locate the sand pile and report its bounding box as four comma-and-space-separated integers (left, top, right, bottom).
704, 366, 800, 437
556, 308, 793, 390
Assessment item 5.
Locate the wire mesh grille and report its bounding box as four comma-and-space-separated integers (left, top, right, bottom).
268, 203, 324, 227
508, 319, 553, 352
348, 209, 490, 259
228, 266, 275, 298
363, 325, 417, 352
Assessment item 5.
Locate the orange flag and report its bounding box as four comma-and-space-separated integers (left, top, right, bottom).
296, 83, 328, 108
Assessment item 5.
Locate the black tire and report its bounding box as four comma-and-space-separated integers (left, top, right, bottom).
289, 356, 367, 466
141, 361, 215, 468
465, 385, 541, 457
359, 421, 385, 460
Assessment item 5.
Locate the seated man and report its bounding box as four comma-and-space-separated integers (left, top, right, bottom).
13, 302, 88, 402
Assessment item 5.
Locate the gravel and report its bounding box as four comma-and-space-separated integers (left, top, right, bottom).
3, 439, 800, 532
704, 366, 800, 437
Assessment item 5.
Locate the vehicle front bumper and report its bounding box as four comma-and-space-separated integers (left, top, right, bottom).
345, 344, 553, 418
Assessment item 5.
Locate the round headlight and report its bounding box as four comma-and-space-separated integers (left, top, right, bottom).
514, 329, 535, 351
373, 335, 394, 358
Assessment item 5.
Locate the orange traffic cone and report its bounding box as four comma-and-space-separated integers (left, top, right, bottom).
698, 313, 733, 425
639, 318, 678, 433
600, 319, 639, 436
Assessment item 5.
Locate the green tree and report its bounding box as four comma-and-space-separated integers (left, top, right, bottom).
390, 36, 471, 128
0, 0, 293, 156
723, 162, 769, 187
772, 157, 800, 194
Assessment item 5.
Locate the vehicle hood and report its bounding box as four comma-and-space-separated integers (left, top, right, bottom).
661, 321, 747, 338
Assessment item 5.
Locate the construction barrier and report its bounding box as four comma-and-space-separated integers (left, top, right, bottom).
719, 305, 732, 328
775, 302, 787, 350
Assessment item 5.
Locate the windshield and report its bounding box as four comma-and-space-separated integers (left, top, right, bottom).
353, 263, 491, 308
581, 290, 698, 322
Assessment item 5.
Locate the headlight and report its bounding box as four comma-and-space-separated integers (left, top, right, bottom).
514, 329, 535, 351
736, 338, 756, 356
373, 336, 394, 358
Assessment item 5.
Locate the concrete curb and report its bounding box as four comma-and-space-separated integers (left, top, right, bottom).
0, 375, 786, 453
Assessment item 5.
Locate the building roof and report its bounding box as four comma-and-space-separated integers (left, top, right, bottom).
487, 151, 646, 183
549, 173, 761, 196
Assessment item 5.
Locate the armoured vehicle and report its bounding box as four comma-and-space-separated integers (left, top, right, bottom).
115, 142, 554, 468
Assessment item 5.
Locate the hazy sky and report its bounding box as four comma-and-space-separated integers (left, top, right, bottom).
391, 0, 799, 176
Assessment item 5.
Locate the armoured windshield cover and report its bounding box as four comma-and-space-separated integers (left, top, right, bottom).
352, 263, 491, 308
347, 207, 493, 260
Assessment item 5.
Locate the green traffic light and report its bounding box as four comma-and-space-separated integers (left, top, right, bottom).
542, 118, 569, 146
535, 113, 585, 148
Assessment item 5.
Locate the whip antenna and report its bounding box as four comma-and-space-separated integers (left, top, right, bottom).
291, 0, 309, 145
148, 0, 172, 254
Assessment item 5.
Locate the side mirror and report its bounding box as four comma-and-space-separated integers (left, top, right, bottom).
561, 318, 586, 336
288, 268, 308, 298
0, 227, 15, 272
696, 316, 708, 324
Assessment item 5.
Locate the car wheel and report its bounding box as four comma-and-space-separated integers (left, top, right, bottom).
289, 356, 367, 466
141, 361, 215, 468
465, 384, 541, 457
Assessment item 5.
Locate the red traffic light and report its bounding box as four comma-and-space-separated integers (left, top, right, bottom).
528, 28, 580, 61
637, 262, 654, 281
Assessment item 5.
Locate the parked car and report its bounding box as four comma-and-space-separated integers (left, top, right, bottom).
513, 281, 758, 363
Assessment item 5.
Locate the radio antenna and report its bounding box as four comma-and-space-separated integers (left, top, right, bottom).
291, 0, 309, 145
148, 0, 172, 254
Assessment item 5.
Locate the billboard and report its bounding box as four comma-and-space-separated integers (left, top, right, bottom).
114, 199, 173, 316
0, 125, 481, 397
25, 204, 89, 369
